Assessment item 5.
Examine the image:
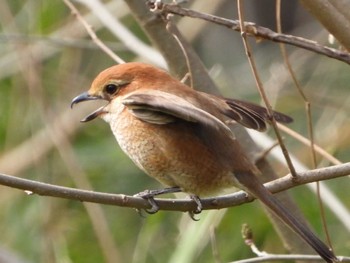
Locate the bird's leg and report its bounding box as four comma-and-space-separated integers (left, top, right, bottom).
134, 186, 182, 214
136, 186, 182, 197
190, 194, 203, 213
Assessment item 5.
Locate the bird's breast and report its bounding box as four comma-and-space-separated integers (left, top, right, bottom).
108, 107, 236, 196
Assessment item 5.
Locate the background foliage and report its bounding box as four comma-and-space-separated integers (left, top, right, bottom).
0, 1, 349, 262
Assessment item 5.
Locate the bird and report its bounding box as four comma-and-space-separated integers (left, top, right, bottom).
71, 62, 337, 262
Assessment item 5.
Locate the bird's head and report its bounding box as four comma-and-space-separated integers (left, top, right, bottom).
71, 62, 167, 122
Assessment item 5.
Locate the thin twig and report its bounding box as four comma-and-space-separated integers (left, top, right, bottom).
236, 1, 297, 177
76, 0, 166, 67
277, 124, 342, 165
62, 0, 125, 64
275, 0, 317, 165
148, 2, 350, 65
254, 140, 280, 163
231, 254, 350, 263
276, 1, 332, 247
165, 14, 193, 88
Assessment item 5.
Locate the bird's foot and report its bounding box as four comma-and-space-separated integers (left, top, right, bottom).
188, 194, 203, 221
134, 187, 182, 214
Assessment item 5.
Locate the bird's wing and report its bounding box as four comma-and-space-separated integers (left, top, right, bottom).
122, 90, 234, 139
223, 98, 293, 131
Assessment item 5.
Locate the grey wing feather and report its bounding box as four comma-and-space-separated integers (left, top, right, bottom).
122, 90, 234, 139
224, 98, 293, 131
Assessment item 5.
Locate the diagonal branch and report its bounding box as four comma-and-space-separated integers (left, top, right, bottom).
148, 1, 350, 65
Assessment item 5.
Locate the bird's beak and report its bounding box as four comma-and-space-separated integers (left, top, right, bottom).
71, 92, 101, 107
71, 92, 107, 122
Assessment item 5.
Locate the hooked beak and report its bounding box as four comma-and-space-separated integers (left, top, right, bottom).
71, 92, 108, 122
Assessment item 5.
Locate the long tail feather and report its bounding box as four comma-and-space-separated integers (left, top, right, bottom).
234, 172, 338, 263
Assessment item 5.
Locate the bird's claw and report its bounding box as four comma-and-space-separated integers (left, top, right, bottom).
134, 189, 160, 214
134, 189, 203, 219
134, 187, 182, 214
144, 197, 160, 214
188, 195, 203, 221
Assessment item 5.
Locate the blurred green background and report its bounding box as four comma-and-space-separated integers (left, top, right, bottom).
0, 1, 349, 262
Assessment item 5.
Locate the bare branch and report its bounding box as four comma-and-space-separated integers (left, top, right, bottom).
0, 162, 349, 212
232, 254, 350, 263
277, 123, 342, 165
148, 1, 350, 65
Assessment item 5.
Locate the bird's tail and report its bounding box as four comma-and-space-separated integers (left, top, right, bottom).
234, 172, 338, 263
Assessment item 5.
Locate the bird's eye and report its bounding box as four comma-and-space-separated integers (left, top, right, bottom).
104, 84, 118, 95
